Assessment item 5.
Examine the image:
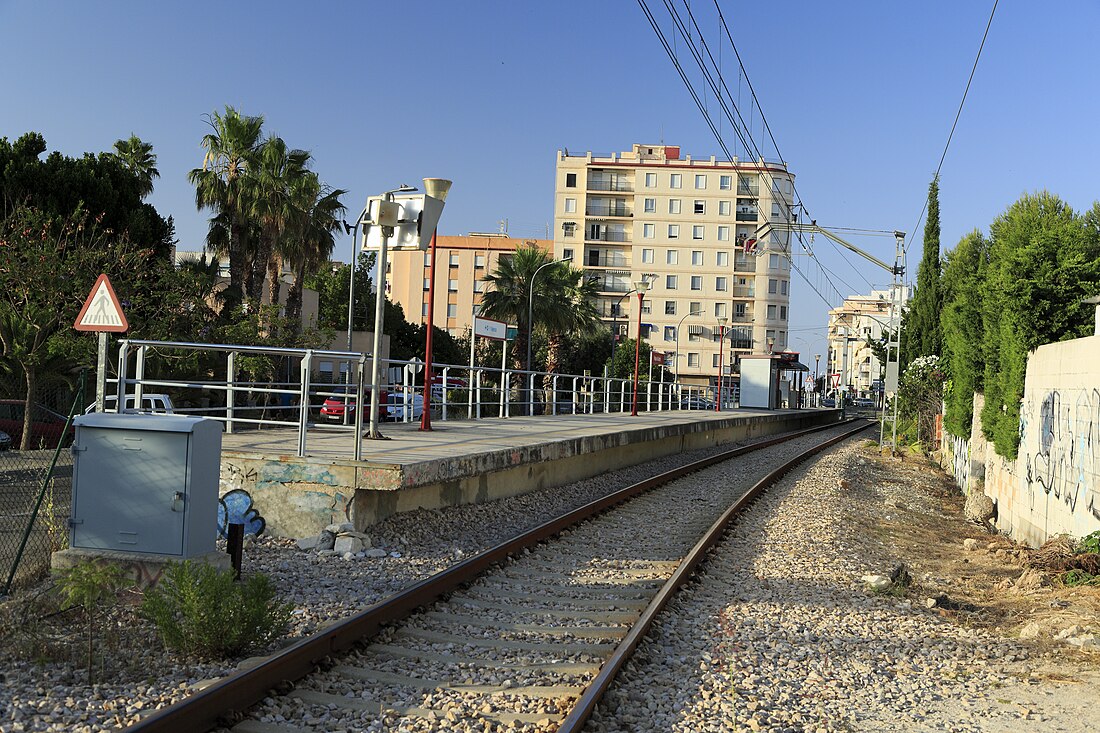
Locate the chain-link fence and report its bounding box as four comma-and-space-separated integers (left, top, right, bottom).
0, 372, 83, 595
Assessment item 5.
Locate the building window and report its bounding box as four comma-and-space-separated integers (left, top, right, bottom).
669, 199, 681, 215
474, 280, 484, 292
769, 253, 780, 270
562, 222, 575, 238
688, 353, 700, 367
665, 301, 677, 315
475, 254, 486, 268
449, 253, 460, 267
642, 248, 654, 263
690, 301, 702, 315
768, 279, 778, 294
644, 197, 656, 213
692, 225, 704, 240
715, 302, 727, 317
642, 301, 651, 314
666, 249, 678, 265
719, 200, 731, 216
422, 302, 429, 317
695, 174, 706, 189
781, 280, 788, 295
423, 278, 431, 291
780, 305, 787, 320
735, 303, 746, 317
424, 252, 432, 267
670, 173, 682, 189
666, 274, 678, 289
712, 353, 721, 368
720, 175, 732, 190
448, 279, 458, 292
566, 172, 577, 188
645, 172, 657, 188
717, 226, 730, 242
691, 250, 703, 265
564, 197, 576, 213
690, 276, 702, 290
715, 276, 727, 291
694, 200, 705, 215
447, 304, 457, 318
562, 248, 574, 262
668, 224, 679, 239
643, 223, 655, 239
768, 304, 777, 320
716, 251, 728, 267
664, 325, 675, 341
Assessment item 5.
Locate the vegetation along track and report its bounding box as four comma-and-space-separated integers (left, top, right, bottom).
128, 418, 870, 733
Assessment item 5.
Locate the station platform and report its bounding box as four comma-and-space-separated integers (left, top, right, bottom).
217, 408, 841, 538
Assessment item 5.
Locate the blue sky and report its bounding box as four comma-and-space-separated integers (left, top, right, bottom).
3, 1, 1098, 361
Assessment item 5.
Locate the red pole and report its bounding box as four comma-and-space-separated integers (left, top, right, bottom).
419, 231, 438, 430
716, 324, 725, 412
631, 291, 644, 416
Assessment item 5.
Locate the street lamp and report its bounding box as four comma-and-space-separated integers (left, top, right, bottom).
715, 316, 728, 411
366, 184, 418, 440
608, 289, 635, 367
526, 256, 572, 373
343, 206, 370, 352
630, 278, 650, 416
814, 353, 821, 404
419, 178, 453, 432
673, 307, 703, 381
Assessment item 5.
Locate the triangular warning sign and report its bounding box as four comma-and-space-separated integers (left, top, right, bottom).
74, 274, 129, 332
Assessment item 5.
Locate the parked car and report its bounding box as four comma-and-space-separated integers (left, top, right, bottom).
0, 400, 71, 449
0, 430, 11, 451
854, 398, 876, 409
680, 396, 716, 410
84, 393, 176, 414
319, 390, 424, 422
822, 397, 836, 407
384, 392, 424, 421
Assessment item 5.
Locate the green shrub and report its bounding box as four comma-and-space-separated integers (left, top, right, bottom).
140, 561, 292, 659
54, 561, 130, 682
1078, 531, 1100, 555
1060, 569, 1100, 587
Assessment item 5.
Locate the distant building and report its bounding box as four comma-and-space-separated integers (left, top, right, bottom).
826, 285, 911, 397
553, 143, 796, 387
386, 234, 552, 336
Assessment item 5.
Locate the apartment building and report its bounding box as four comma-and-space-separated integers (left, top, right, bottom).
386, 234, 552, 336
553, 144, 795, 388
826, 285, 911, 397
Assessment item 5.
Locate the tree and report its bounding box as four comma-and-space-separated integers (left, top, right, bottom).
940, 230, 988, 438
540, 265, 600, 394
479, 246, 550, 370
979, 192, 1100, 458
903, 178, 943, 369
282, 174, 346, 329
112, 134, 159, 198
246, 136, 310, 305
189, 106, 265, 304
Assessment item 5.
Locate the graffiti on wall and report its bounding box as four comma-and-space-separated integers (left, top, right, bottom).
952, 435, 970, 491
218, 489, 267, 537
1022, 388, 1100, 519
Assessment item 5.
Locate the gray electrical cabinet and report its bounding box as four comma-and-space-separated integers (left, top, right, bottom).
69, 413, 222, 557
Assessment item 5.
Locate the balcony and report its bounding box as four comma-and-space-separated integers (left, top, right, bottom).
585, 230, 632, 243
736, 209, 758, 222
585, 253, 631, 268
736, 185, 760, 196
587, 179, 633, 193
586, 203, 633, 218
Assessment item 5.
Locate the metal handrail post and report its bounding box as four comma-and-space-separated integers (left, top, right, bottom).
498, 369, 506, 419
297, 351, 312, 457
354, 356, 366, 461
620, 380, 628, 412
226, 352, 237, 434
116, 340, 130, 413
441, 366, 450, 422
572, 376, 581, 415
134, 345, 146, 410
552, 375, 560, 415
527, 372, 536, 416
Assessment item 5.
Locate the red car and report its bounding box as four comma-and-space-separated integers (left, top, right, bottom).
0, 399, 71, 450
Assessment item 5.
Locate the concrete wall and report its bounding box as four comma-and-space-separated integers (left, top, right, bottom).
943, 332, 1100, 546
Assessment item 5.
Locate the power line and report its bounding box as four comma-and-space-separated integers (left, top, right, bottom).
906, 0, 998, 254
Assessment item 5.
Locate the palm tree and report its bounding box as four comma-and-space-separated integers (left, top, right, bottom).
245, 136, 311, 306
541, 266, 600, 395
480, 246, 554, 371
282, 174, 346, 330
112, 134, 159, 198
188, 106, 264, 303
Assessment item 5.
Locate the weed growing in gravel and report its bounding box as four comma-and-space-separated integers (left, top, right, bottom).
54, 561, 130, 683
1060, 569, 1100, 587
140, 560, 292, 659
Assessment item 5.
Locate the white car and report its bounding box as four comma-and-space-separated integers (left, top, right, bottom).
385, 392, 424, 421
85, 394, 176, 414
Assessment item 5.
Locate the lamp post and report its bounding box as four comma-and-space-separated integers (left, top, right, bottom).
526, 256, 572, 374
343, 206, 370, 352
366, 184, 418, 440
419, 178, 453, 432
673, 307, 703, 382
630, 278, 650, 416
608, 289, 635, 368
814, 353, 821, 405
715, 316, 728, 411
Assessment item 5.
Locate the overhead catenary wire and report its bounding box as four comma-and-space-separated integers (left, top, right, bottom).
905, 0, 998, 254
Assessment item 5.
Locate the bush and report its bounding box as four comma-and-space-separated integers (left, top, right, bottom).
140, 561, 291, 659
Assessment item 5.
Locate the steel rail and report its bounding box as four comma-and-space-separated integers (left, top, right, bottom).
557, 418, 872, 730
125, 416, 858, 733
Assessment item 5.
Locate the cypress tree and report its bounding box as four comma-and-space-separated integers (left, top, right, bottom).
904, 178, 943, 369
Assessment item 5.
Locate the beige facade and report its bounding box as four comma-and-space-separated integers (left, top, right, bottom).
553, 144, 795, 387
386, 234, 552, 337
825, 285, 910, 396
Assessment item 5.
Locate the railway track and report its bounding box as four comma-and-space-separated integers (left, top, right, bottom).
129, 418, 870, 733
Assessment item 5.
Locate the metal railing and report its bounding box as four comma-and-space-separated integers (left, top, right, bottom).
585, 204, 632, 217
587, 180, 633, 193
106, 340, 727, 460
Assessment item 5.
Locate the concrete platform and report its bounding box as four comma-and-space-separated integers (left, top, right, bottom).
217, 409, 840, 538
